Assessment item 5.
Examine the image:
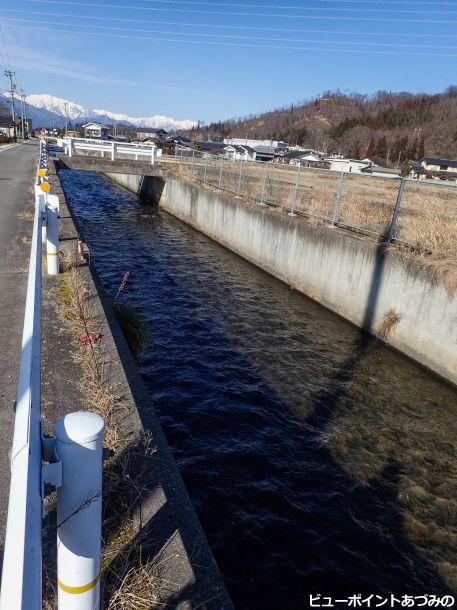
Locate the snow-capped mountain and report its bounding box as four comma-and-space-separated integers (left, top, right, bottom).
1, 93, 197, 131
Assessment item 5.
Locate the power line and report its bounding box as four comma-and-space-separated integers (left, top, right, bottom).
136, 0, 457, 5
5, 22, 457, 57
25, 0, 457, 23
5, 16, 457, 50
5, 8, 457, 38
0, 24, 12, 68
128, 0, 457, 14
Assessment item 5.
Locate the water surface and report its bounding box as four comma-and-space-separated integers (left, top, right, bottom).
60, 169, 457, 609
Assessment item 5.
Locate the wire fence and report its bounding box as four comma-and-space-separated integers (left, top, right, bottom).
170, 149, 457, 258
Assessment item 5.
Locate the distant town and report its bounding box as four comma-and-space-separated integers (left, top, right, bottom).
1, 97, 457, 184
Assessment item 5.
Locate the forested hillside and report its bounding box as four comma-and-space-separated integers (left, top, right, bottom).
188, 87, 457, 163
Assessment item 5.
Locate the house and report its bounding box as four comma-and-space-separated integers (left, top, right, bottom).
360, 165, 402, 179
326, 157, 371, 174
224, 144, 256, 162
224, 138, 287, 149
82, 122, 110, 139
253, 146, 277, 162
417, 156, 457, 182
136, 128, 168, 142
284, 150, 324, 167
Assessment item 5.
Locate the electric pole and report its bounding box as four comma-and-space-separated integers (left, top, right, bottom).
19, 89, 26, 139
4, 69, 17, 141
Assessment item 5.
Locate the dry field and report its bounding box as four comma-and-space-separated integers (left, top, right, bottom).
166, 155, 457, 290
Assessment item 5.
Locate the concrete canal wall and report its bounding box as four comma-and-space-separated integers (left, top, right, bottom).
105, 170, 457, 386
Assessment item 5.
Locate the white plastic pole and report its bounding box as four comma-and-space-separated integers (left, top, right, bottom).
55, 412, 105, 610
46, 194, 60, 275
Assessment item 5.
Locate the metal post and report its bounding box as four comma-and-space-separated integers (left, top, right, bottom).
56, 412, 104, 610
151, 146, 155, 166
68, 139, 73, 158
237, 160, 244, 197
386, 178, 405, 244
218, 155, 223, 189
46, 194, 60, 275
260, 161, 268, 205
111, 142, 115, 161
331, 172, 345, 226
203, 154, 208, 183
35, 185, 47, 247
289, 163, 301, 216
191, 148, 195, 173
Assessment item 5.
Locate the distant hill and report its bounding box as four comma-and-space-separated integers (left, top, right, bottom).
0, 93, 197, 131
187, 87, 457, 163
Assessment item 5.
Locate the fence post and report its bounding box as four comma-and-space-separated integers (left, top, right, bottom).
260, 161, 268, 205
289, 163, 301, 216
386, 178, 405, 244
331, 171, 345, 226
111, 142, 115, 161
218, 155, 224, 188
191, 148, 195, 173
46, 194, 60, 276
151, 146, 155, 166
56, 412, 105, 610
68, 139, 73, 158
237, 160, 244, 197
203, 155, 208, 183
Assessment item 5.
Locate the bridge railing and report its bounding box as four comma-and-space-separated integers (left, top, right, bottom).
61, 137, 162, 165
0, 141, 105, 610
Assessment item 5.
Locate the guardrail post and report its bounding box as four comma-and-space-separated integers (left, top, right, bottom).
386, 178, 405, 244
68, 139, 73, 158
56, 412, 105, 610
331, 171, 345, 226
46, 194, 60, 275
289, 163, 301, 216
111, 142, 115, 161
151, 146, 155, 166
191, 148, 195, 173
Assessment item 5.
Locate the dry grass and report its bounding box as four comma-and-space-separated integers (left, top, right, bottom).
168, 156, 457, 291
377, 309, 401, 341
46, 255, 161, 609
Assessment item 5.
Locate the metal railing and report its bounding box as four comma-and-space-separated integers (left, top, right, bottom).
0, 142, 105, 610
170, 149, 457, 256
61, 136, 162, 165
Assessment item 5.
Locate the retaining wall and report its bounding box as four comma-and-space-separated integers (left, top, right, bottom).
105, 171, 457, 386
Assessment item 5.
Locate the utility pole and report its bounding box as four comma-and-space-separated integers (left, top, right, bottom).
19, 89, 26, 139
4, 70, 17, 141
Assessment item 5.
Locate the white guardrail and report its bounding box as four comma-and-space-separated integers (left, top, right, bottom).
60, 136, 162, 165
0, 141, 105, 610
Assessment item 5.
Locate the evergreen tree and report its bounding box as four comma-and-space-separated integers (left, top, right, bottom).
365, 135, 376, 157
407, 137, 418, 160
376, 136, 388, 159
418, 136, 425, 159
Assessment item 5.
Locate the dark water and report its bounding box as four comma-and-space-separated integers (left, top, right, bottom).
59, 170, 457, 609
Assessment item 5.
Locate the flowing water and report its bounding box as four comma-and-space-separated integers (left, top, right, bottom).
59, 169, 457, 610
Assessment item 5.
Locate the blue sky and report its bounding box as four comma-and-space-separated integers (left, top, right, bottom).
1, 0, 457, 122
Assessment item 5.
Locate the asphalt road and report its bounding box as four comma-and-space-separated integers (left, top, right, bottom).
0, 142, 38, 549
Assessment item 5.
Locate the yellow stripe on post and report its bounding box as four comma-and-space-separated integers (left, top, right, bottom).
57, 573, 100, 595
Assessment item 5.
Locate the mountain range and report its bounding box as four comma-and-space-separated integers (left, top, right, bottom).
0, 93, 197, 131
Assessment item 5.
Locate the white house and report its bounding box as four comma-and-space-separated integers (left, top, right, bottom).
224, 137, 287, 149
224, 144, 257, 162
82, 122, 110, 139
326, 157, 371, 174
